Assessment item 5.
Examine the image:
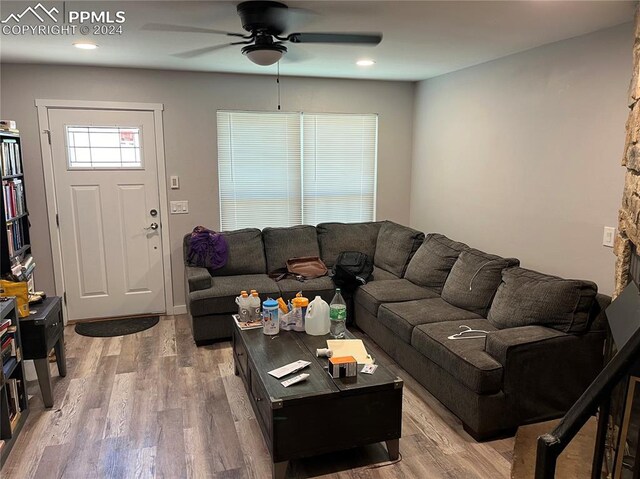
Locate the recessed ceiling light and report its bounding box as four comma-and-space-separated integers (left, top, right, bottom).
356, 59, 376, 67
73, 42, 98, 50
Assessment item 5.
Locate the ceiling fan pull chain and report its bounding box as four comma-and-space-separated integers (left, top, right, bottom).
277, 61, 281, 111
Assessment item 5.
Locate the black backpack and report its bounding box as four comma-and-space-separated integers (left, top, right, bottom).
331, 251, 374, 292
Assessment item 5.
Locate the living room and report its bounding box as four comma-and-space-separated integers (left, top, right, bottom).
0, 1, 638, 478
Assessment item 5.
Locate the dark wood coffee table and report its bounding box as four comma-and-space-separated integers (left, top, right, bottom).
232, 325, 403, 479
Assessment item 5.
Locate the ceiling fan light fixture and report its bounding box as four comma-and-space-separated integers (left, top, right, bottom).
242, 43, 287, 66
356, 59, 375, 66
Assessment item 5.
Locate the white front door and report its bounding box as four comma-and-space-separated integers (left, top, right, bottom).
48, 108, 165, 321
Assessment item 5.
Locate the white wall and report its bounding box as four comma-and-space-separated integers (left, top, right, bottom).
411, 23, 633, 295
0, 64, 415, 309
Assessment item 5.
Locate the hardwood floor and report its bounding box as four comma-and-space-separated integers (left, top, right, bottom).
2, 315, 514, 478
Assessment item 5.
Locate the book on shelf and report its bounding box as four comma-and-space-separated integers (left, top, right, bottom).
9, 411, 20, 432
1, 341, 13, 362
2, 178, 25, 218
0, 138, 21, 177
2, 356, 16, 376
0, 318, 11, 334
1, 334, 13, 350
232, 313, 263, 330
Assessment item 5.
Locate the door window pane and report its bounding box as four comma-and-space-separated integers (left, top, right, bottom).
66, 126, 142, 169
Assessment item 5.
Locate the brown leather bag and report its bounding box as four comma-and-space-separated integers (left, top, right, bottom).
269, 256, 328, 282
287, 256, 328, 279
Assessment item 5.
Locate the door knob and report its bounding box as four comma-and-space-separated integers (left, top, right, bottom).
144, 222, 159, 231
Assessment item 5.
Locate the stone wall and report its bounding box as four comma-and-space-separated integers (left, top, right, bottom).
616, 5, 640, 297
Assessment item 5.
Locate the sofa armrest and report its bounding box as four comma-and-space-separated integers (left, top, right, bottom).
185, 265, 212, 292
485, 325, 605, 422
485, 325, 566, 365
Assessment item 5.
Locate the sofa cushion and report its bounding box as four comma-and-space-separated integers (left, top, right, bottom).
441, 249, 520, 317
374, 221, 425, 277
378, 298, 483, 344
487, 267, 598, 333
411, 319, 503, 394
404, 234, 469, 293
372, 266, 399, 281
189, 274, 280, 316
183, 228, 266, 276
354, 279, 438, 316
316, 222, 381, 267
276, 276, 336, 302
262, 225, 320, 273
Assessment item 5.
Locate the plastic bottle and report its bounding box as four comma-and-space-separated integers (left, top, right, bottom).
292, 292, 309, 319
305, 296, 330, 336
329, 288, 347, 339
249, 290, 261, 322
262, 298, 279, 335
235, 291, 250, 322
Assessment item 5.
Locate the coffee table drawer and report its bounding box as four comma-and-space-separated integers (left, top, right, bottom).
249, 366, 272, 437
233, 333, 248, 377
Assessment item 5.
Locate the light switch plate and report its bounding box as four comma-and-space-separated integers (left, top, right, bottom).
170, 176, 180, 189
170, 200, 189, 214
603, 226, 615, 248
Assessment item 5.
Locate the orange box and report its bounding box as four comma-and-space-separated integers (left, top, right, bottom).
328, 355, 357, 378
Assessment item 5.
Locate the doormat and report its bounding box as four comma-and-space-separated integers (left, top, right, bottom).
74, 316, 159, 338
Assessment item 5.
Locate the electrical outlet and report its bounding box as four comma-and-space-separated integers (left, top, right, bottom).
170, 176, 180, 189
603, 226, 615, 248
170, 200, 189, 214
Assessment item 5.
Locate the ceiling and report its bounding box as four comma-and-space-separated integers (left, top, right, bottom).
0, 1, 635, 81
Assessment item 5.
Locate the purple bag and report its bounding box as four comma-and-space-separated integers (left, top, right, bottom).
187, 226, 228, 271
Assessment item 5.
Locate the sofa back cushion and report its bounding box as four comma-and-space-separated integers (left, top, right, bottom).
262, 225, 320, 272
404, 234, 469, 293
373, 221, 425, 277
487, 267, 598, 333
183, 228, 266, 276
441, 249, 520, 317
316, 222, 382, 267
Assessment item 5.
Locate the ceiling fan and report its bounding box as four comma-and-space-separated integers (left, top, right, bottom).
142, 0, 382, 66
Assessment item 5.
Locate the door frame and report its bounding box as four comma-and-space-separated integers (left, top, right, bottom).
35, 99, 175, 323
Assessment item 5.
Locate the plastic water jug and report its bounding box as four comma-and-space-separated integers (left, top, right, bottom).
305, 296, 330, 335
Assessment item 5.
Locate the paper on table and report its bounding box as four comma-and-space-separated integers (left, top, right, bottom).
326, 339, 374, 364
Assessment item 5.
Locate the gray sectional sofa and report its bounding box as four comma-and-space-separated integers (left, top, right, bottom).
183, 220, 608, 440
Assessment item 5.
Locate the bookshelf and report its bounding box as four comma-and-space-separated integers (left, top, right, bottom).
0, 130, 35, 282
0, 298, 28, 467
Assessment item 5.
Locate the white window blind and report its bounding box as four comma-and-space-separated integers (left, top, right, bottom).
217, 111, 301, 230
302, 113, 377, 225
217, 111, 377, 230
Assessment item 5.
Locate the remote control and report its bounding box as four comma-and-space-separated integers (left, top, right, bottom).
281, 373, 309, 388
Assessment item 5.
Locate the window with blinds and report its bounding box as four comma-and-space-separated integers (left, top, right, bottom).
302, 113, 377, 225
217, 110, 377, 230
217, 111, 301, 231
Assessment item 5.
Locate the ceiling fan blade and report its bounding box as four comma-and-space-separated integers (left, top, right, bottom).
142, 23, 247, 38
287, 32, 382, 45
281, 46, 312, 64
173, 43, 236, 59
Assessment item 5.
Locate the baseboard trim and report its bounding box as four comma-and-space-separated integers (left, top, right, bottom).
173, 304, 187, 315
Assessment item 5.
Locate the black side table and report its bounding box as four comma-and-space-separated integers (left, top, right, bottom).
19, 296, 66, 408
